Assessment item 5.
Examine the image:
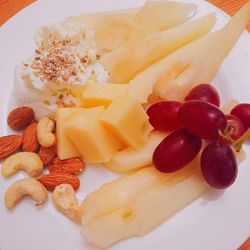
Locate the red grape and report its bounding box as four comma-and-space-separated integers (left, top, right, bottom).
185, 83, 220, 107
201, 142, 237, 189
231, 103, 250, 129
179, 100, 227, 140
220, 115, 246, 144
153, 128, 202, 173
147, 101, 182, 132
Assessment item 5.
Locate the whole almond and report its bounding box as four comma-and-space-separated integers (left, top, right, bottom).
39, 142, 57, 165
22, 122, 40, 152
8, 106, 35, 131
0, 135, 23, 159
37, 173, 80, 191
48, 157, 85, 175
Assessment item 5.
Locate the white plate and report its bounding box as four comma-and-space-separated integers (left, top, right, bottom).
0, 1, 250, 250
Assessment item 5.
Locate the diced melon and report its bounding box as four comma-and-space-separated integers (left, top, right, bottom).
100, 14, 216, 83
81, 83, 128, 108
66, 1, 196, 51
128, 1, 250, 103
105, 131, 167, 173
56, 108, 86, 160
99, 96, 152, 149
65, 107, 123, 163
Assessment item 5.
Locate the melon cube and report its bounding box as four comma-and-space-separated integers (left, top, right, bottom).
56, 108, 86, 160
82, 83, 128, 108
99, 96, 152, 149
65, 106, 123, 164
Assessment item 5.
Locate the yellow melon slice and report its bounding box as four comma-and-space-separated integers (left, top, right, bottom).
128, 1, 250, 103
100, 14, 216, 83
66, 1, 197, 51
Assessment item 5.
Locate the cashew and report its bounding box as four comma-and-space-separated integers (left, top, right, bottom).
2, 152, 43, 177
5, 178, 48, 209
37, 117, 55, 147
52, 184, 81, 223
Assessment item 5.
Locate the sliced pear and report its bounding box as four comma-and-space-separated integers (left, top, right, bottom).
81, 158, 207, 248
100, 14, 216, 83
105, 131, 167, 173
80, 167, 166, 226
80, 146, 246, 248
67, 1, 196, 51
128, 1, 250, 103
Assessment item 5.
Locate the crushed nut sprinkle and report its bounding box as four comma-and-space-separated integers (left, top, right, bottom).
31, 37, 94, 83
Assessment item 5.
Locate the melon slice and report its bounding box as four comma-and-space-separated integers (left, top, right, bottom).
80, 148, 246, 248
128, 1, 250, 103
100, 14, 216, 83
105, 131, 167, 173
67, 1, 197, 51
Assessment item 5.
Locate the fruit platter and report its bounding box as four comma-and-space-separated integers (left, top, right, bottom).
0, 0, 250, 249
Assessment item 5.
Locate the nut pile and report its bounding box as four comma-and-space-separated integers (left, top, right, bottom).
1, 106, 85, 210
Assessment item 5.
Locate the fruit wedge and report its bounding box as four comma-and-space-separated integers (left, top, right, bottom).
80, 149, 246, 248
128, 1, 250, 103
105, 131, 167, 173
100, 14, 216, 83
80, 157, 206, 248
80, 166, 166, 226
67, 1, 197, 51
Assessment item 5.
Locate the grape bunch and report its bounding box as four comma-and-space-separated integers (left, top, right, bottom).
147, 83, 250, 189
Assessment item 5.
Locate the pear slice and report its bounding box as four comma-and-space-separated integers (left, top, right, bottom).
105, 131, 167, 173
80, 166, 166, 226
128, 1, 250, 103
100, 14, 216, 83
81, 158, 207, 248
66, 1, 196, 51
80, 148, 246, 248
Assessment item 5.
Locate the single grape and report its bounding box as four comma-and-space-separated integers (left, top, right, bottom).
153, 128, 202, 173
184, 83, 220, 107
179, 100, 227, 140
220, 115, 246, 144
201, 142, 237, 189
231, 103, 250, 129
147, 101, 182, 132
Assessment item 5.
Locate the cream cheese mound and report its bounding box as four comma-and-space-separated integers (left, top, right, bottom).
13, 20, 107, 119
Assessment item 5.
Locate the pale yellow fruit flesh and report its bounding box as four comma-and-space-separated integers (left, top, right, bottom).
66, 2, 197, 51
101, 14, 216, 83
105, 131, 167, 173
80, 158, 207, 248
80, 167, 166, 226
128, 1, 250, 103
80, 147, 246, 248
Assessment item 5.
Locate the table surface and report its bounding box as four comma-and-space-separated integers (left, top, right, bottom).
0, 0, 250, 249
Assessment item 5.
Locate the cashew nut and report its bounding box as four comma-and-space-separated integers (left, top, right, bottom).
52, 184, 81, 223
37, 117, 55, 147
5, 178, 48, 209
2, 152, 43, 177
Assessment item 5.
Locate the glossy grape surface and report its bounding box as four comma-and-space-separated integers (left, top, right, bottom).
153, 128, 202, 173
231, 103, 250, 129
184, 83, 220, 107
179, 100, 227, 140
147, 101, 182, 132
201, 142, 237, 189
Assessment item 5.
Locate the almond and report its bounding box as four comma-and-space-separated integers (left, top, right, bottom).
48, 157, 85, 175
37, 173, 80, 191
7, 106, 35, 131
0, 135, 23, 159
39, 142, 57, 165
22, 122, 40, 152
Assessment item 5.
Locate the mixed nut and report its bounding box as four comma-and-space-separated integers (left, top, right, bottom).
1, 106, 85, 211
